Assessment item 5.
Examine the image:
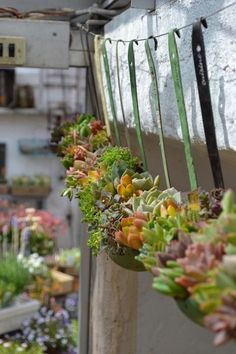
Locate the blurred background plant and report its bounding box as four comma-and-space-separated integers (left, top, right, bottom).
0, 255, 31, 308
0, 339, 43, 354
57, 248, 80, 272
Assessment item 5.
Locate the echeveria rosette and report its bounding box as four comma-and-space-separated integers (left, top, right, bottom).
136, 203, 198, 272
205, 293, 236, 346
176, 243, 225, 292
115, 212, 148, 250
198, 188, 225, 219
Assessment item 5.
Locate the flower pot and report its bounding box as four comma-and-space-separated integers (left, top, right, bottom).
106, 247, 146, 272
175, 298, 204, 326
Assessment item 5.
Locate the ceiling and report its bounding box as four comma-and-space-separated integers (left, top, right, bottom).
0, 0, 130, 11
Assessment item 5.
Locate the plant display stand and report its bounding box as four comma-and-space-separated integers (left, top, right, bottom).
0, 300, 40, 335
11, 186, 51, 197
50, 270, 74, 296
0, 184, 8, 194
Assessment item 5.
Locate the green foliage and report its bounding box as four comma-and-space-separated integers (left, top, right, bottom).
87, 230, 102, 256
29, 231, 55, 256
90, 130, 109, 151
152, 260, 187, 298
0, 256, 31, 307
78, 184, 100, 224
72, 319, 79, 346
98, 147, 139, 172
61, 155, 74, 169
58, 248, 81, 270
0, 341, 43, 354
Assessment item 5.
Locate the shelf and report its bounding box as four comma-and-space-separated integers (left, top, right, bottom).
0, 107, 42, 116
0, 300, 40, 335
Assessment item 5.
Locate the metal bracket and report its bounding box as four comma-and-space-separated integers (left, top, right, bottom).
131, 0, 155, 10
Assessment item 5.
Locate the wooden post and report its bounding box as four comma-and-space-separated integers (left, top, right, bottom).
92, 251, 138, 354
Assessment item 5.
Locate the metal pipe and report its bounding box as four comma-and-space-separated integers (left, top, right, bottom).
102, 0, 131, 9
86, 19, 109, 26
72, 6, 119, 19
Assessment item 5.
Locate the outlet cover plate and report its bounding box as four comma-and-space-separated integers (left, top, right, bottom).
0, 36, 26, 66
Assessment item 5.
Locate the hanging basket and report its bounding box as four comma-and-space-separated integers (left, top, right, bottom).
106, 247, 146, 272
175, 297, 204, 326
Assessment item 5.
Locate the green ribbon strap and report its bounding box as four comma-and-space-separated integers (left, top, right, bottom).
116, 40, 131, 150
145, 37, 171, 188
128, 40, 148, 170
101, 39, 121, 145
168, 30, 198, 190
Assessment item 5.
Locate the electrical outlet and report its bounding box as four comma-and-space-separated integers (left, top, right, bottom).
0, 36, 26, 66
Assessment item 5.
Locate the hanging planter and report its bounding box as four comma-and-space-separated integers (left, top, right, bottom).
106, 246, 146, 272
54, 114, 236, 348
175, 298, 204, 326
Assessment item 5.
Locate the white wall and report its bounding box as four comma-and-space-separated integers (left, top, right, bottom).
104, 0, 236, 150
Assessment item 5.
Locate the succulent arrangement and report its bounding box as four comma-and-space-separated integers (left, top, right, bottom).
55, 114, 236, 347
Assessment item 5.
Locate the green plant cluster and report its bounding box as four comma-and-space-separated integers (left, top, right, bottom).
0, 256, 31, 308
0, 340, 43, 354
29, 230, 55, 256
98, 146, 139, 172
58, 248, 81, 270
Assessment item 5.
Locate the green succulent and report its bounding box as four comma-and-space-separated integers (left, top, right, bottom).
87, 230, 102, 256
98, 147, 139, 172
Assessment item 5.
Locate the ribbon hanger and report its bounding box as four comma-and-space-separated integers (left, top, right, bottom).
94, 36, 111, 137
168, 29, 198, 191
145, 36, 171, 188
192, 18, 225, 188
128, 40, 148, 170
101, 38, 121, 145
116, 40, 132, 150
